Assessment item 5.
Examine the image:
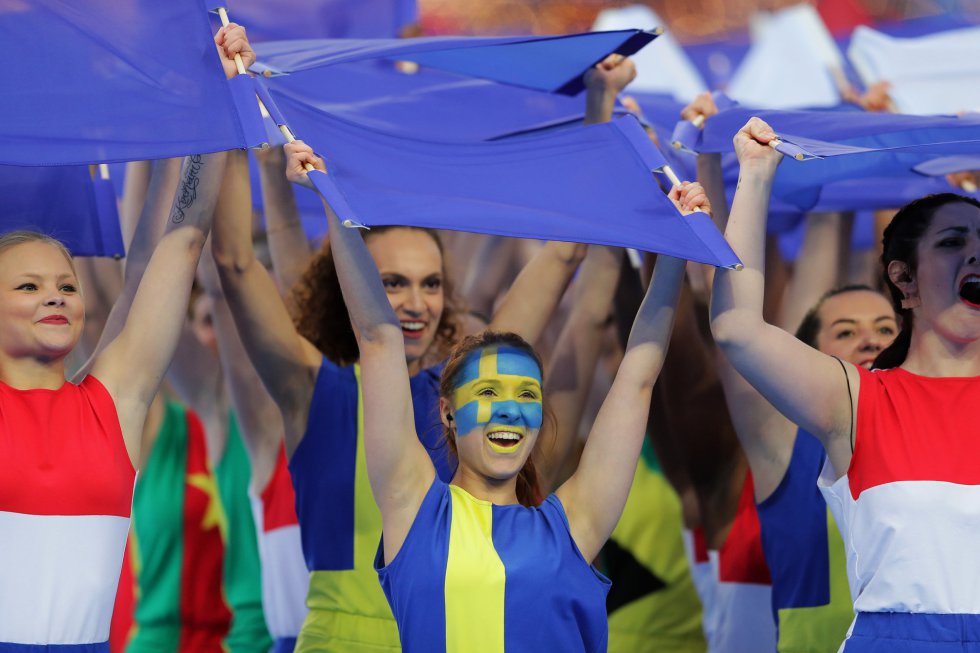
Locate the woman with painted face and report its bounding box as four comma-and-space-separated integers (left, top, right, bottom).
284, 142, 705, 651
711, 116, 980, 652
211, 53, 640, 653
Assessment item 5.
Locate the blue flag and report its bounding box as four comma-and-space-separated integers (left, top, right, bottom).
252, 30, 658, 95
0, 166, 125, 257
0, 0, 266, 165
281, 109, 738, 267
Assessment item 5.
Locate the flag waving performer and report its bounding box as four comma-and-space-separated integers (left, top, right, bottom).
710, 116, 980, 652
211, 91, 592, 653
285, 140, 702, 651
0, 27, 254, 651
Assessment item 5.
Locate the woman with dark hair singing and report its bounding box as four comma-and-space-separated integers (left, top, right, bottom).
711, 116, 980, 652
283, 138, 708, 650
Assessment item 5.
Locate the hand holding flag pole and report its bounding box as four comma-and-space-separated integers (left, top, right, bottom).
216, 8, 247, 76
216, 6, 316, 173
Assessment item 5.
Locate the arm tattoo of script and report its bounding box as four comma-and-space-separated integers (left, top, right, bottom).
170, 154, 203, 224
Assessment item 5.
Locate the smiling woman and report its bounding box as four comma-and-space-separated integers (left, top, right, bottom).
292, 226, 460, 372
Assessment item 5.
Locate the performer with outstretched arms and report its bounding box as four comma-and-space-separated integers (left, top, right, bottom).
285, 141, 706, 651
711, 116, 980, 652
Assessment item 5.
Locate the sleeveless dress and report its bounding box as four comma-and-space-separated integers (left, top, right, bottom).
111, 401, 232, 653
819, 367, 980, 652
709, 472, 777, 653
757, 428, 853, 653
290, 359, 453, 652
0, 376, 136, 653
375, 480, 611, 652
600, 440, 706, 653
251, 446, 308, 653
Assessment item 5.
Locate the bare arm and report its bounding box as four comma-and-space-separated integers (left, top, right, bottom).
487, 55, 636, 344
709, 118, 857, 477
256, 146, 314, 294
211, 148, 321, 455
539, 246, 622, 491
559, 253, 685, 562
557, 184, 703, 562
199, 247, 285, 493
91, 151, 229, 463
487, 240, 585, 344
777, 212, 845, 333
75, 158, 183, 380
285, 143, 434, 563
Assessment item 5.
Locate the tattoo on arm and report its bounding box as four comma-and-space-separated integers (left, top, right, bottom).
170, 155, 203, 224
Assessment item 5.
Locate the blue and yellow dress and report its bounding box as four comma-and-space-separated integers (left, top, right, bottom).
756, 428, 853, 653
290, 358, 454, 652
376, 479, 611, 652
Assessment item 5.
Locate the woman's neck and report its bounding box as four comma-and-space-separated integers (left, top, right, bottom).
451, 465, 519, 505
903, 326, 980, 377
0, 355, 67, 390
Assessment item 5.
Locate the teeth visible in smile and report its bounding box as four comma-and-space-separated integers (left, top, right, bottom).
488, 431, 522, 441
401, 321, 425, 332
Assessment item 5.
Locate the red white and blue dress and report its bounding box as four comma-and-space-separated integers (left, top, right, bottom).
0, 376, 136, 653
250, 446, 309, 653
819, 366, 980, 651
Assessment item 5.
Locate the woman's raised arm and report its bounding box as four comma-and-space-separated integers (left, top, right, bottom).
556, 183, 701, 562
284, 141, 435, 560
709, 118, 858, 477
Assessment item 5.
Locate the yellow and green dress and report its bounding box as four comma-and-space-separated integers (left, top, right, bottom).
598, 439, 707, 653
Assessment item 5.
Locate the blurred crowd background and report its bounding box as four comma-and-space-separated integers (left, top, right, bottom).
418, 0, 980, 38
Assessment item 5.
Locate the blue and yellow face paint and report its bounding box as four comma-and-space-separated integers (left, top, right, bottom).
451, 345, 543, 448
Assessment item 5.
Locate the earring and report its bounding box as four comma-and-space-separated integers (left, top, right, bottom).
901, 294, 921, 310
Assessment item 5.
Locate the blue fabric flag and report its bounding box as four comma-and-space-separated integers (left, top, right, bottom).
0, 0, 266, 165
695, 104, 980, 155
256, 61, 604, 143
226, 0, 416, 42
277, 107, 738, 267
0, 166, 125, 257
679, 103, 980, 210
252, 30, 658, 95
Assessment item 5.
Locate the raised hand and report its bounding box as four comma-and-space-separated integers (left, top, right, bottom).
733, 117, 783, 177
680, 91, 719, 124
214, 23, 255, 80
669, 181, 711, 216
283, 141, 326, 189
584, 54, 637, 95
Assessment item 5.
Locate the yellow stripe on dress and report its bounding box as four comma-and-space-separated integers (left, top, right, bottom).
445, 485, 505, 653
775, 510, 853, 653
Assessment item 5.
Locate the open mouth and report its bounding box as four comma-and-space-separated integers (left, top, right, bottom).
486, 429, 523, 453
959, 275, 980, 308
401, 321, 426, 339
